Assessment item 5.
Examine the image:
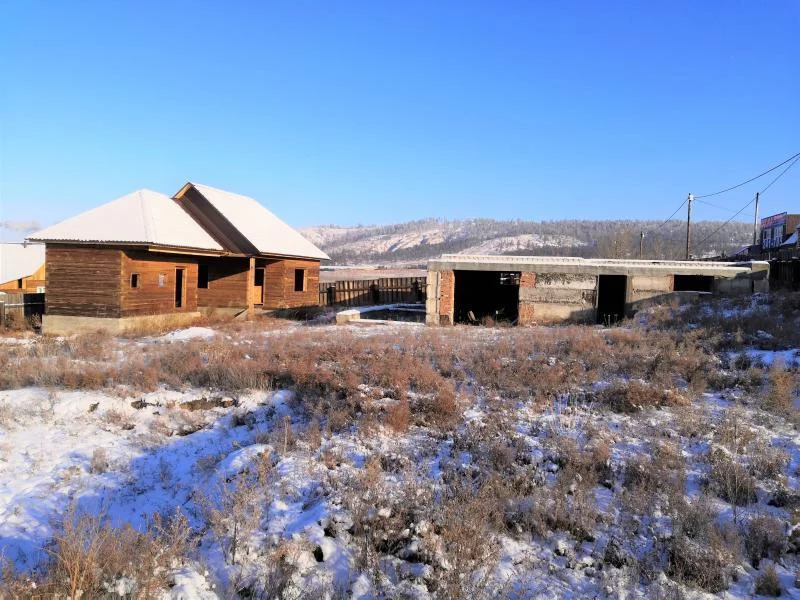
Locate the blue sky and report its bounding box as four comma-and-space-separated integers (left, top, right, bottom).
1, 1, 798, 240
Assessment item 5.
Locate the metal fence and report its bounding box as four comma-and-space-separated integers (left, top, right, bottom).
0, 292, 45, 325
319, 277, 426, 307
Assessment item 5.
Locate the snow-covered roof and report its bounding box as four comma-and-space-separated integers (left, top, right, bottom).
0, 243, 45, 284
28, 189, 223, 252
780, 230, 798, 247
183, 183, 330, 260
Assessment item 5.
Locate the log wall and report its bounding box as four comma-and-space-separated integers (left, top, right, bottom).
262, 258, 320, 309
197, 257, 250, 308
45, 246, 123, 317
120, 250, 198, 316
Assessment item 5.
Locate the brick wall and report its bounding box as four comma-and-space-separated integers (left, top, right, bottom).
518, 271, 536, 325
438, 270, 455, 325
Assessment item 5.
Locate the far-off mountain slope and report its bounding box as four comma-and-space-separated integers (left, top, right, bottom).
300, 218, 754, 265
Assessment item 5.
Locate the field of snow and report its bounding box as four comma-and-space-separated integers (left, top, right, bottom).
1, 297, 799, 598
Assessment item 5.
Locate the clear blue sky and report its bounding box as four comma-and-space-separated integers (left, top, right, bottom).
1, 1, 798, 241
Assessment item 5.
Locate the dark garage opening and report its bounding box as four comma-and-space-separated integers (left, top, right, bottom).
454, 270, 520, 325
673, 275, 713, 292
597, 275, 626, 325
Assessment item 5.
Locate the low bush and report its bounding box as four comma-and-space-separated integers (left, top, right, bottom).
754, 564, 783, 597
743, 515, 785, 568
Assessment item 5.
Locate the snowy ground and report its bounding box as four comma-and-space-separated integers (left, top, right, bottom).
1, 302, 799, 598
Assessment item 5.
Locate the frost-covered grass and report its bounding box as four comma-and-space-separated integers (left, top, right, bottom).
0, 296, 799, 599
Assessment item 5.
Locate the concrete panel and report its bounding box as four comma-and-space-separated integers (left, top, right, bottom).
534, 272, 596, 289
43, 312, 202, 336
529, 302, 596, 324
630, 275, 672, 292
714, 278, 753, 295
519, 287, 596, 304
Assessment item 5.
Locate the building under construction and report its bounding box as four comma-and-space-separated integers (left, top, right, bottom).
426, 255, 769, 326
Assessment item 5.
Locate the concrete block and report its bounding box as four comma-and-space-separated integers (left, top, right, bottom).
534, 273, 596, 289
519, 287, 595, 304
529, 303, 595, 324
630, 275, 672, 292
335, 309, 361, 324
43, 312, 202, 336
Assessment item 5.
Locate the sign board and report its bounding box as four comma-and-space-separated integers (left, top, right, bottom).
761, 212, 787, 228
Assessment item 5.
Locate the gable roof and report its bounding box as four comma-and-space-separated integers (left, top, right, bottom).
0, 243, 45, 284
28, 189, 223, 252
175, 183, 329, 261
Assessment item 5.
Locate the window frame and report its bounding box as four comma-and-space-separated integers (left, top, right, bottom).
130, 273, 140, 288
294, 268, 306, 292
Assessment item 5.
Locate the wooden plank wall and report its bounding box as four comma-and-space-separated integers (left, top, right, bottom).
197, 257, 250, 308
46, 246, 123, 317
262, 258, 320, 309
318, 277, 426, 307
121, 250, 199, 316
0, 292, 45, 325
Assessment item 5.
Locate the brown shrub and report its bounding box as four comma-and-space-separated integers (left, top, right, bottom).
706, 449, 757, 507
764, 361, 796, 414
754, 564, 783, 597
386, 399, 411, 433
600, 380, 686, 413
743, 515, 785, 568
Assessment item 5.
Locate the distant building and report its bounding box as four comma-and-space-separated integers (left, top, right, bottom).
760, 213, 800, 250
28, 183, 329, 334
0, 243, 46, 291
427, 255, 769, 326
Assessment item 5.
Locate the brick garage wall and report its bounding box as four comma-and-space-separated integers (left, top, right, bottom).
438, 270, 455, 325
518, 272, 536, 325
262, 258, 320, 309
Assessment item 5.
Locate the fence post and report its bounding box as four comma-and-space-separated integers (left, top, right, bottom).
0, 298, 4, 327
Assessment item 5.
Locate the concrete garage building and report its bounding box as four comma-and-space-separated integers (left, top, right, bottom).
426, 255, 770, 326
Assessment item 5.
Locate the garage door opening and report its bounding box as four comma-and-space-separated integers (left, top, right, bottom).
673, 275, 713, 292
597, 275, 626, 325
454, 270, 520, 325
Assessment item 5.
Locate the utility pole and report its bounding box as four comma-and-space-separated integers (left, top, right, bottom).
685, 193, 693, 260
752, 192, 760, 246
639, 231, 644, 258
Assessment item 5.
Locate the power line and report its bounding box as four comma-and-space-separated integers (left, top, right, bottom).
694, 198, 740, 214
644, 198, 687, 237
695, 155, 800, 249
695, 150, 800, 198
694, 196, 757, 248
759, 154, 800, 194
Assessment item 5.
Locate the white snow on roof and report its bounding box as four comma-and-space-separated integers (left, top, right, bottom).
781, 230, 798, 247
0, 243, 45, 284
187, 183, 330, 260
28, 189, 223, 252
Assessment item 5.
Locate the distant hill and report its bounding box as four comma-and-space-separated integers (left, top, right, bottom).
301, 218, 753, 265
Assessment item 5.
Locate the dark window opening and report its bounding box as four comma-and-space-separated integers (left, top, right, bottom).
17, 278, 23, 289
453, 270, 520, 325
597, 275, 627, 325
198, 264, 209, 289
673, 275, 713, 293
130, 273, 139, 288
175, 268, 184, 308
294, 269, 305, 292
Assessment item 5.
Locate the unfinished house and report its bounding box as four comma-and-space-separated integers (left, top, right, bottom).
0, 243, 46, 292
28, 184, 328, 334
426, 255, 770, 326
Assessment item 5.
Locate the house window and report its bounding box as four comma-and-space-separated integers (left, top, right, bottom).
198, 264, 209, 289
158, 273, 166, 287
294, 268, 306, 292
130, 273, 140, 288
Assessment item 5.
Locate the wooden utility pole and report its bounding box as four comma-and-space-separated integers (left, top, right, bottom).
752, 192, 760, 246
639, 231, 644, 258
685, 193, 693, 260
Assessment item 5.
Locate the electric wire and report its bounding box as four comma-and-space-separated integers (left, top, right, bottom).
695, 150, 800, 198
695, 153, 800, 249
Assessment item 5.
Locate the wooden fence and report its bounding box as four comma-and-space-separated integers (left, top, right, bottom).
319, 277, 426, 307
0, 292, 45, 325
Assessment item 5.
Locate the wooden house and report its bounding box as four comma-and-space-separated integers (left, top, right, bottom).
28, 184, 329, 334
0, 243, 46, 291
